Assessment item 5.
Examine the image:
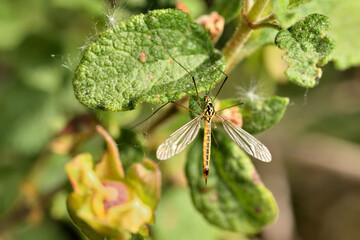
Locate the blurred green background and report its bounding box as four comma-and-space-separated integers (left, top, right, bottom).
1, 0, 360, 240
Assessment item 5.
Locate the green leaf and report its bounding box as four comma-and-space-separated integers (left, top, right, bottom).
73, 9, 225, 111
298, 0, 360, 69
211, 0, 242, 23
273, 0, 298, 28
288, 0, 313, 9
186, 132, 277, 234
130, 233, 152, 240
189, 95, 204, 119
126, 159, 161, 211
274, 0, 360, 69
242, 97, 289, 134
67, 197, 105, 240
220, 96, 289, 134
190, 95, 288, 134
275, 13, 335, 88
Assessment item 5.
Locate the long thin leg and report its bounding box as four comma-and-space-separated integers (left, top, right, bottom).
131, 100, 201, 129
170, 101, 201, 115
146, 14, 202, 108
131, 101, 171, 128
203, 35, 229, 102
213, 70, 228, 102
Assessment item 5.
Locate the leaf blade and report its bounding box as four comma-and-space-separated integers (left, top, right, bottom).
275, 13, 335, 87
73, 9, 225, 111
186, 132, 278, 234
274, 0, 360, 70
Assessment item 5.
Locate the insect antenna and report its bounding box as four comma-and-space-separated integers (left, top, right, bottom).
146, 14, 202, 108
205, 86, 210, 96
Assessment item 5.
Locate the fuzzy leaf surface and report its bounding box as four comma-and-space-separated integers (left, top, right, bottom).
220, 96, 289, 134
73, 9, 225, 111
186, 132, 277, 234
275, 13, 335, 88
241, 97, 289, 134
274, 0, 360, 69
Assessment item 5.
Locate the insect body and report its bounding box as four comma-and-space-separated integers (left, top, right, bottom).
202, 96, 215, 182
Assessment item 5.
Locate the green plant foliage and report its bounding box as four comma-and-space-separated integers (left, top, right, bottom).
0, 166, 24, 215
297, 0, 360, 69
66, 126, 161, 239
186, 132, 278, 234
220, 96, 290, 134
131, 234, 151, 240
11, 217, 75, 240
189, 95, 205, 119
211, 0, 242, 23
273, 0, 298, 27
73, 9, 225, 111
4, 0, 360, 238
242, 96, 289, 134
152, 187, 245, 240
275, 13, 335, 88
288, 0, 313, 9
116, 128, 145, 170
274, 0, 360, 69
189, 95, 288, 134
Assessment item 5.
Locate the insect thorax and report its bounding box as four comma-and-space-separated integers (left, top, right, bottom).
203, 97, 215, 123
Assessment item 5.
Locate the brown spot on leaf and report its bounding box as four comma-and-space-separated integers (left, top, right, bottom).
146, 74, 154, 80
148, 35, 151, 39
140, 51, 146, 63
252, 170, 262, 184
254, 205, 262, 213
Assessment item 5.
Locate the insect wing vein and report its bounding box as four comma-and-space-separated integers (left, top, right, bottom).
217, 114, 272, 162
156, 114, 203, 160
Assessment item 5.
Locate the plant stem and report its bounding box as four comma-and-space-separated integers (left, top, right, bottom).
222, 0, 270, 72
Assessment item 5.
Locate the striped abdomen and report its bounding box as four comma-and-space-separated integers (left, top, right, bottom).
203, 120, 211, 184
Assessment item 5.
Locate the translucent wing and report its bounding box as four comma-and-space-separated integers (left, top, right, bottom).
156, 114, 203, 160
217, 114, 272, 162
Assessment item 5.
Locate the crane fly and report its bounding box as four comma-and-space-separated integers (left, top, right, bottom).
146, 13, 272, 184
156, 95, 272, 184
